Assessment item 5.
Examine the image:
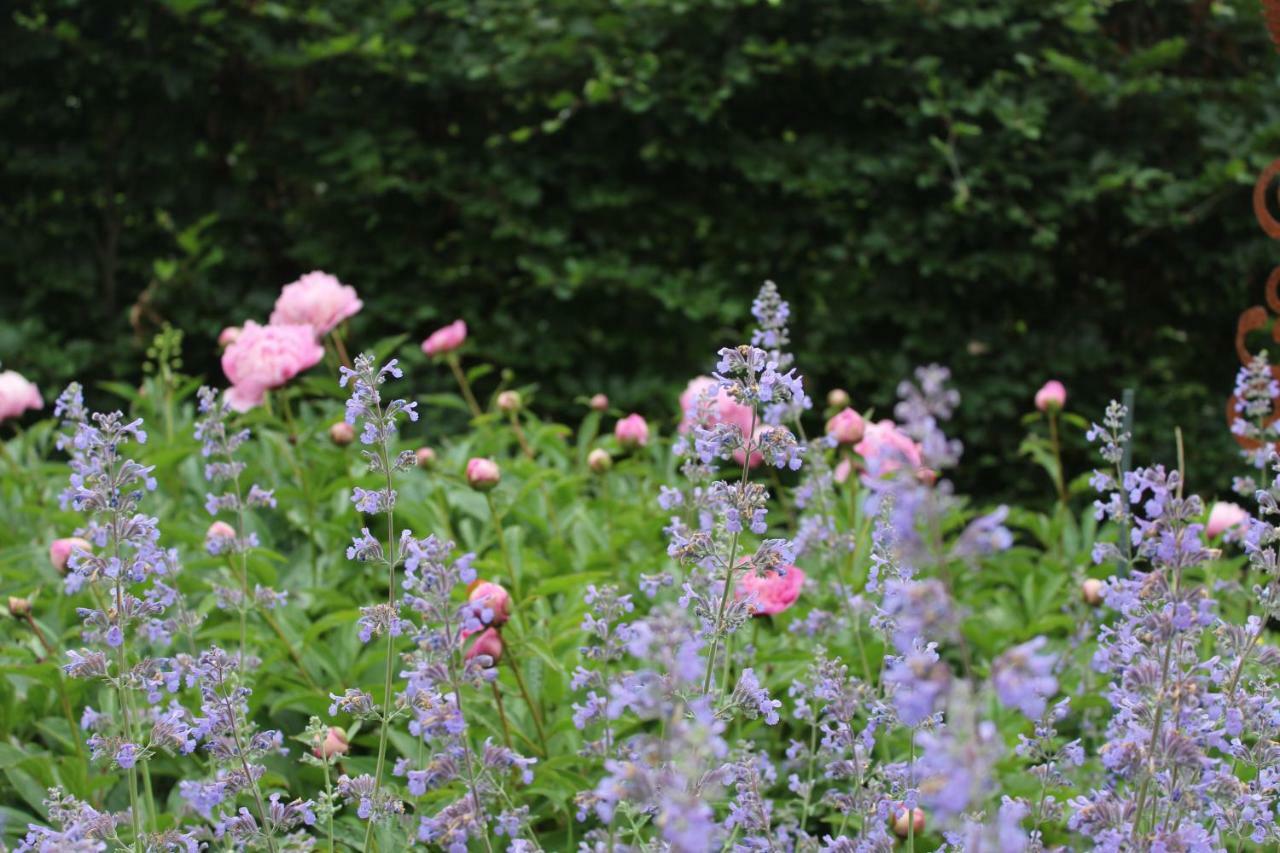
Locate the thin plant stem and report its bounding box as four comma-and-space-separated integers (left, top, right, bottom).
1048, 409, 1067, 504
363, 397, 403, 853
504, 642, 549, 757
701, 408, 758, 696
491, 681, 514, 750
447, 354, 483, 418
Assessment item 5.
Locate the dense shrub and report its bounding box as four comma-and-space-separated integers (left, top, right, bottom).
3, 0, 1280, 501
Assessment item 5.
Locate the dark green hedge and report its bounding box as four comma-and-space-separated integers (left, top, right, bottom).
4, 0, 1280, 500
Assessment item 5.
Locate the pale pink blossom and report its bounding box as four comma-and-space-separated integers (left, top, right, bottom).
589, 393, 609, 412
736, 565, 806, 616
220, 321, 324, 412
0, 370, 42, 422
415, 447, 436, 468
421, 320, 467, 357
1035, 380, 1067, 412
468, 581, 511, 627
466, 457, 501, 490
615, 413, 650, 448
854, 420, 923, 476
217, 326, 241, 347
49, 537, 92, 573
1207, 501, 1249, 539
825, 407, 866, 445
834, 458, 853, 484
269, 271, 362, 335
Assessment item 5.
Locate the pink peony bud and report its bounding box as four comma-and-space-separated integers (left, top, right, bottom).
49, 537, 92, 573
589, 393, 609, 412
415, 447, 437, 469
1081, 578, 1105, 607
466, 458, 501, 490
421, 319, 467, 357
1207, 501, 1249, 539
269, 271, 362, 336
833, 458, 853, 485
206, 521, 236, 542
8, 596, 31, 618
825, 407, 865, 445
1035, 380, 1067, 412
221, 321, 324, 412
614, 413, 649, 448
587, 448, 612, 474
735, 565, 806, 616
314, 726, 349, 759
497, 390, 522, 414
465, 627, 504, 665
892, 807, 926, 839
217, 326, 241, 347
468, 581, 511, 627
826, 388, 851, 410
679, 376, 761, 468
330, 421, 356, 446
0, 370, 42, 423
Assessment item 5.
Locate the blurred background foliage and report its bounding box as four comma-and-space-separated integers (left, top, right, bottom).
3, 0, 1280, 502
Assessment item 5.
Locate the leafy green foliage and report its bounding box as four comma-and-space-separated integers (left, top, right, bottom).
3, 0, 1278, 502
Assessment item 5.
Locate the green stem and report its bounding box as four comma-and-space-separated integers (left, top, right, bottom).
447, 354, 483, 418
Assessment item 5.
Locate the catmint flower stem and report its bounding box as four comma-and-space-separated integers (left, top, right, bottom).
798, 715, 819, 829
213, 670, 277, 853
701, 408, 758, 696
446, 353, 483, 418
363, 426, 401, 853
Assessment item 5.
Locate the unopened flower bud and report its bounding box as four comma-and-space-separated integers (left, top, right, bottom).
892, 807, 925, 839
1082, 578, 1105, 607
466, 458, 501, 491
614, 413, 649, 448
49, 537, 92, 573
1035, 380, 1067, 412
8, 596, 31, 618
329, 421, 356, 446
415, 447, 436, 469
468, 581, 511, 627
827, 388, 851, 410
588, 448, 612, 474
589, 393, 609, 412
825, 407, 865, 445
497, 390, 522, 414
465, 627, 503, 666
314, 726, 349, 759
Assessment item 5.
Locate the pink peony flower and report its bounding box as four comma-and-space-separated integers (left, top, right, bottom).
314, 726, 349, 759
269, 271, 362, 336
735, 565, 806, 616
1035, 380, 1067, 412
0, 370, 42, 422
421, 320, 467, 357
217, 326, 241, 347
466, 457, 501, 490
679, 375, 761, 467
465, 627, 504, 665
826, 407, 865, 445
615, 413, 650, 448
1207, 501, 1249, 539
468, 581, 511, 627
854, 420, 923, 476
49, 537, 92, 573
221, 321, 324, 412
